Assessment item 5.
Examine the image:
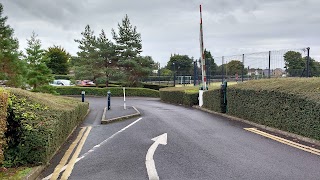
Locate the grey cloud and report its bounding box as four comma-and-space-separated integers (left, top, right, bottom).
2, 0, 320, 67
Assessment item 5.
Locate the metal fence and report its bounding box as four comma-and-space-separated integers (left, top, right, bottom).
214, 47, 312, 82
142, 47, 319, 86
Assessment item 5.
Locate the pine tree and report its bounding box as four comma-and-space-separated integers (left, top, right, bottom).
0, 3, 25, 87
112, 14, 142, 61
96, 29, 117, 86
74, 25, 106, 84
112, 15, 154, 86
24, 32, 53, 89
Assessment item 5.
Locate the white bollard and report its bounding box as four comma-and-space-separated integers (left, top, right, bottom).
199, 90, 204, 107
123, 87, 126, 110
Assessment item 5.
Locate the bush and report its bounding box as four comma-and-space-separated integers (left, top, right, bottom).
203, 78, 320, 141
160, 88, 198, 106
142, 83, 171, 90
202, 88, 222, 112
0, 88, 8, 165
55, 86, 160, 97
4, 88, 89, 167
32, 85, 59, 95
54, 75, 74, 80
227, 78, 320, 140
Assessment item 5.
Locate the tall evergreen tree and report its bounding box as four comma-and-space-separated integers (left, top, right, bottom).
0, 3, 25, 87
46, 46, 70, 75
112, 14, 142, 61
96, 29, 117, 86
24, 32, 53, 89
112, 15, 154, 86
74, 25, 111, 85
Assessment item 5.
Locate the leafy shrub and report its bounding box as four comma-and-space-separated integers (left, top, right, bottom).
202, 78, 320, 140
227, 78, 320, 140
32, 85, 59, 95
142, 83, 171, 90
4, 88, 88, 167
55, 86, 159, 97
202, 88, 222, 112
54, 75, 74, 80
160, 88, 198, 106
0, 88, 8, 165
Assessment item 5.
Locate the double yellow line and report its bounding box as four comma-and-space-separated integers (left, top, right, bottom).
51, 126, 92, 180
244, 128, 320, 156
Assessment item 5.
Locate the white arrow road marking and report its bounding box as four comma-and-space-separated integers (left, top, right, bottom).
43, 118, 143, 180
146, 133, 167, 180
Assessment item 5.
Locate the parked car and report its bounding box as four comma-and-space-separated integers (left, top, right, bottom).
76, 80, 95, 86
50, 79, 73, 86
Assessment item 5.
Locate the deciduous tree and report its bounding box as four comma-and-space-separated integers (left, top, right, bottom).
46, 46, 70, 75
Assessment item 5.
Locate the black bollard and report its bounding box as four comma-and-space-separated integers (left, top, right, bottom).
81, 91, 85, 102
107, 90, 111, 110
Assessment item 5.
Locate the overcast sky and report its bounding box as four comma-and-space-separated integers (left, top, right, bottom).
2, 0, 320, 67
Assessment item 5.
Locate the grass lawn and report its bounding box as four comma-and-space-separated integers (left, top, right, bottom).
171, 82, 238, 93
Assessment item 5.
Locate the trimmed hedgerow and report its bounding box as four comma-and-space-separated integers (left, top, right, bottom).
53, 75, 74, 80
142, 83, 171, 90
55, 86, 160, 97
202, 87, 222, 112
4, 88, 88, 167
0, 88, 8, 165
226, 78, 320, 140
160, 88, 198, 106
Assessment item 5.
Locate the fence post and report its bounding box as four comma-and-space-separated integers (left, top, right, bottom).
222, 56, 224, 83
242, 54, 244, 82
193, 61, 197, 86
268, 51, 271, 78
307, 47, 310, 77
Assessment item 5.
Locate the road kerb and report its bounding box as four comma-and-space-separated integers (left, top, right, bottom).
193, 105, 320, 147
101, 106, 141, 124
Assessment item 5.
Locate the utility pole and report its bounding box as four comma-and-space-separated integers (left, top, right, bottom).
199, 5, 207, 90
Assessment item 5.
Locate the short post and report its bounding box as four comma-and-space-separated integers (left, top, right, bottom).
81, 91, 85, 102
123, 87, 126, 110
107, 90, 111, 110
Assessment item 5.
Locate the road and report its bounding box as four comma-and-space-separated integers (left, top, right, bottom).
39, 97, 320, 180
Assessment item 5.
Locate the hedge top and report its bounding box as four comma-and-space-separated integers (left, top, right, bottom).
231, 78, 320, 101
8, 88, 86, 110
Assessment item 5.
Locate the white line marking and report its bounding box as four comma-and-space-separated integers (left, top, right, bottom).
146, 133, 167, 180
43, 117, 143, 180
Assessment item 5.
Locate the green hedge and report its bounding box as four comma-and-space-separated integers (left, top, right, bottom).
54, 75, 74, 80
203, 88, 222, 112
202, 78, 320, 141
55, 86, 160, 97
160, 88, 198, 106
4, 89, 89, 167
142, 83, 171, 90
0, 88, 8, 165
227, 78, 320, 140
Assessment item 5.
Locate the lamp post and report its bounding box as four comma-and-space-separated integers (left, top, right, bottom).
172, 62, 176, 87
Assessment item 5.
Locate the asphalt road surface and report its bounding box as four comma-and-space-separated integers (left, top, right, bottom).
39, 97, 320, 180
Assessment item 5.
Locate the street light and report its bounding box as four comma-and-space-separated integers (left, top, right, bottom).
172, 62, 176, 87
